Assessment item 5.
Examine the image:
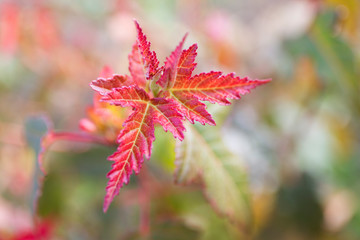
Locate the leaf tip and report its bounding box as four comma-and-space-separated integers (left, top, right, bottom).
261, 78, 272, 84
133, 18, 139, 26
103, 202, 110, 213
209, 120, 216, 126
133, 19, 142, 34
182, 32, 189, 44
176, 133, 185, 141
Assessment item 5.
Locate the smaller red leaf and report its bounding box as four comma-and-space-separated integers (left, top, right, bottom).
90, 75, 129, 95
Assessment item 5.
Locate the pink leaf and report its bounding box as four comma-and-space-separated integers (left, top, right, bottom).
90, 75, 130, 95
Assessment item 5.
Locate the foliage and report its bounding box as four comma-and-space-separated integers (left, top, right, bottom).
90, 21, 269, 212
1, 0, 360, 239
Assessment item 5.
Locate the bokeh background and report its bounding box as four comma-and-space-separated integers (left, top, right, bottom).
0, 0, 359, 239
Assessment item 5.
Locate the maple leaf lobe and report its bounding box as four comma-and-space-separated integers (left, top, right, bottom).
133, 20, 159, 79
176, 44, 198, 83
103, 103, 155, 212
185, 72, 271, 105
157, 33, 188, 90
128, 43, 146, 87
90, 75, 129, 95
101, 85, 150, 108
151, 98, 185, 140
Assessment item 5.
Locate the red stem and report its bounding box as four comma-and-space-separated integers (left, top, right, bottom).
49, 131, 112, 146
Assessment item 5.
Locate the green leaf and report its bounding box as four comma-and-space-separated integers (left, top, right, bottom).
174, 107, 252, 234
285, 9, 360, 113
151, 220, 200, 240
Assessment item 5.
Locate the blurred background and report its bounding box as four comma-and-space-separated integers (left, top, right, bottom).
0, 0, 359, 239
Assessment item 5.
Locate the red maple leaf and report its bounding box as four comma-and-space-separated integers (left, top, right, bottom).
90, 20, 270, 211
79, 66, 126, 142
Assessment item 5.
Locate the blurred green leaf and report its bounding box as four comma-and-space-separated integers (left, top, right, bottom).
285, 10, 359, 112
151, 220, 200, 240
175, 106, 252, 234
345, 209, 360, 239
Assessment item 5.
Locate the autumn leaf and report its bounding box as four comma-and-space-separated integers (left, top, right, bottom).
88, 20, 270, 212
90, 75, 130, 95
80, 66, 127, 141
132, 20, 159, 81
